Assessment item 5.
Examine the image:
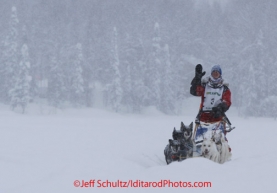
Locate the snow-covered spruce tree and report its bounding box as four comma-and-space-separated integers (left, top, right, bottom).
239, 63, 257, 117
254, 30, 268, 116
70, 43, 85, 106
10, 44, 31, 113
259, 58, 277, 118
260, 96, 277, 119
122, 64, 132, 112
82, 49, 94, 108
120, 33, 147, 113
160, 44, 175, 114
129, 38, 148, 113
237, 29, 267, 117
106, 27, 122, 112
120, 34, 134, 112
145, 22, 163, 109
132, 61, 147, 113
2, 6, 19, 103
48, 53, 66, 108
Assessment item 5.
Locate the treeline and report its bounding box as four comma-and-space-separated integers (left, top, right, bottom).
0, 0, 276, 117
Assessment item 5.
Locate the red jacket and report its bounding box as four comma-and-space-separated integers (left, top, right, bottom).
191, 78, 232, 123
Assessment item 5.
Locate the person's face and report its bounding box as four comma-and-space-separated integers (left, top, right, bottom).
212, 71, 220, 79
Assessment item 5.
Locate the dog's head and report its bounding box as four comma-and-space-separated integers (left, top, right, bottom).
169, 139, 181, 153
201, 138, 215, 157
180, 122, 193, 140
212, 130, 223, 144
172, 127, 184, 140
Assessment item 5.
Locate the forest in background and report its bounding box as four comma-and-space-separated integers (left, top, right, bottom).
0, 0, 276, 117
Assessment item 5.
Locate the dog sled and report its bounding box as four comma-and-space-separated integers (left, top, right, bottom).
164, 115, 235, 164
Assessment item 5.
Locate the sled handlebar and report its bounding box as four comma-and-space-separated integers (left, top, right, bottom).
221, 113, 236, 132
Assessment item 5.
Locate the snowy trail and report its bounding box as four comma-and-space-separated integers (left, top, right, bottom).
0, 107, 276, 193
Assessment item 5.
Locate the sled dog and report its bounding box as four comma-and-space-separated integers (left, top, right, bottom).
164, 139, 186, 164
201, 138, 220, 163
213, 131, 232, 164
180, 122, 193, 158
164, 122, 194, 164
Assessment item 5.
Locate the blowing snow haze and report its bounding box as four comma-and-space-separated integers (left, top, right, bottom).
0, 0, 276, 118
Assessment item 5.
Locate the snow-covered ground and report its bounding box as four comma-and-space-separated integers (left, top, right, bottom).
0, 99, 276, 193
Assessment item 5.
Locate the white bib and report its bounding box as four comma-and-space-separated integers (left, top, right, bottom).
202, 84, 224, 112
